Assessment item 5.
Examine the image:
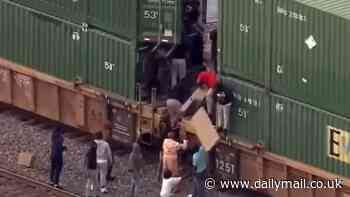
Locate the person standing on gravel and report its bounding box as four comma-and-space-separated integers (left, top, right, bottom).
94, 132, 113, 193
104, 123, 115, 182
50, 127, 66, 188
160, 169, 182, 197
84, 141, 98, 197
162, 131, 188, 176
189, 145, 208, 197
128, 142, 143, 197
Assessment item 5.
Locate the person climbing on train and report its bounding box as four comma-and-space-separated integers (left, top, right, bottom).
166, 71, 198, 130
84, 140, 98, 197
160, 169, 183, 197
215, 82, 233, 134
128, 141, 143, 197
49, 127, 66, 188
196, 62, 218, 120
94, 132, 113, 193
162, 131, 188, 177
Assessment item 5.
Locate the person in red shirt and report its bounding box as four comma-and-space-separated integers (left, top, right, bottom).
196, 62, 218, 117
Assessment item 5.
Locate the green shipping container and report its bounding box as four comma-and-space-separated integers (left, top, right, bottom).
7, 0, 87, 24
139, 0, 183, 44
270, 94, 350, 178
222, 76, 350, 178
6, 0, 182, 43
222, 77, 269, 144
0, 1, 136, 99
271, 0, 350, 119
87, 0, 137, 40
219, 0, 272, 85
0, 0, 87, 81
87, 30, 136, 99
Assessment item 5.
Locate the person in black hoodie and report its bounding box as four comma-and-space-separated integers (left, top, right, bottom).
215, 82, 233, 134
85, 141, 98, 197
50, 127, 66, 188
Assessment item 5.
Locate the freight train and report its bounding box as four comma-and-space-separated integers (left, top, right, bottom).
1, 0, 350, 196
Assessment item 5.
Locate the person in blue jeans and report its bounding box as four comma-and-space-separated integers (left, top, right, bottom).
191, 145, 208, 197
50, 127, 66, 188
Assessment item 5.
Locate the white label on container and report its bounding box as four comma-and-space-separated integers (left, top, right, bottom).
104, 61, 115, 72
305, 35, 317, 50
277, 6, 307, 22
239, 24, 250, 33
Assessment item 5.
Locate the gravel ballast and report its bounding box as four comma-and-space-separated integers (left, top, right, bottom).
0, 110, 240, 197
0, 111, 162, 197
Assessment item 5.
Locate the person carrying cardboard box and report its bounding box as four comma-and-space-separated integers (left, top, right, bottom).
196, 62, 218, 120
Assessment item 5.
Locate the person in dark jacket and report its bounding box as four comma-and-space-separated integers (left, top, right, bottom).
85, 141, 98, 197
50, 127, 66, 188
215, 82, 233, 134
104, 123, 115, 182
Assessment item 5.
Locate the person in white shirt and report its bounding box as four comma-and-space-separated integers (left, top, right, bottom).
94, 133, 113, 193
160, 169, 182, 197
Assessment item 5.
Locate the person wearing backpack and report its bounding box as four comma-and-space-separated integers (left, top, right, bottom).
85, 141, 98, 197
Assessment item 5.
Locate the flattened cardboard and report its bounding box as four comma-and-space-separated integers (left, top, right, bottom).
17, 152, 34, 168
189, 107, 220, 151
180, 88, 208, 116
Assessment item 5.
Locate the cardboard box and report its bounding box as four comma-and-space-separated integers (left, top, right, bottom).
188, 107, 220, 151
180, 88, 208, 117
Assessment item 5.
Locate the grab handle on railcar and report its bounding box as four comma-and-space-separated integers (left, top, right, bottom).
136, 83, 142, 103
151, 88, 157, 105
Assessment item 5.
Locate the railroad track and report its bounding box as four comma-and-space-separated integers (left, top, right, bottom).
0, 167, 78, 197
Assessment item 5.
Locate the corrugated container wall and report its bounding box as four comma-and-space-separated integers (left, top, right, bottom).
271, 0, 350, 119
219, 0, 272, 86
223, 76, 350, 178
270, 94, 350, 178
0, 1, 86, 81
87, 0, 137, 40
0, 0, 136, 99
87, 31, 136, 99
8, 0, 87, 24
222, 77, 269, 145
7, 0, 183, 43
7, 0, 137, 39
